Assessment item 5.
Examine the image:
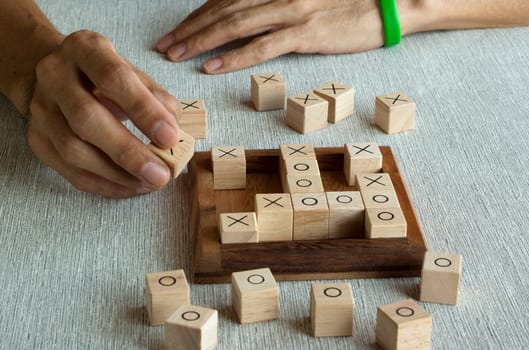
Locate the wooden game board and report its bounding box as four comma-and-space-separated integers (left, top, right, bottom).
188, 146, 428, 284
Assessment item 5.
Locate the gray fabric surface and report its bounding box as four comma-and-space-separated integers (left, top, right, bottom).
1, 0, 528, 349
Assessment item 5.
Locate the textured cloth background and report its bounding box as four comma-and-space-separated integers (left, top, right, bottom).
1, 1, 528, 349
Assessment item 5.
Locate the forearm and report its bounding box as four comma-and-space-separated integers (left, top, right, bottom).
0, 0, 64, 116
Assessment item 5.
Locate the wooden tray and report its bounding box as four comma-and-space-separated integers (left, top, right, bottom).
188, 147, 428, 284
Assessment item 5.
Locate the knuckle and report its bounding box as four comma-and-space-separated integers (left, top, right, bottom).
64, 30, 110, 51
59, 136, 84, 165
69, 105, 98, 141
97, 63, 132, 91
253, 36, 275, 57
115, 141, 142, 168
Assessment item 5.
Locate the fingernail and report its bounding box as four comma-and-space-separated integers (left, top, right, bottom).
152, 120, 178, 148
141, 162, 170, 188
203, 58, 223, 73
156, 35, 175, 52
167, 43, 186, 60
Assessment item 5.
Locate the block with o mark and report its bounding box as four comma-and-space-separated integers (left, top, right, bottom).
251, 72, 286, 111
361, 189, 400, 209
145, 269, 190, 326
314, 81, 355, 124
148, 129, 196, 179
326, 191, 365, 239
178, 99, 207, 139
375, 92, 416, 134
279, 143, 317, 187
231, 267, 279, 324
291, 192, 329, 240
219, 212, 258, 244
365, 207, 407, 239
255, 193, 293, 242
376, 299, 432, 350
163, 304, 218, 350
344, 142, 382, 186
420, 251, 462, 305
311, 283, 355, 337
211, 146, 246, 190
285, 174, 325, 193
286, 92, 328, 134
356, 173, 394, 192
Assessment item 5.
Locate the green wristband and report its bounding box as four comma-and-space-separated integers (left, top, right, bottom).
379, 0, 401, 46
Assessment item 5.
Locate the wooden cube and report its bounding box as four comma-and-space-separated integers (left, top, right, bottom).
314, 81, 355, 123
279, 143, 316, 183
311, 283, 355, 337
211, 146, 246, 190
282, 158, 320, 191
145, 270, 190, 326
365, 208, 407, 239
232, 268, 279, 324
178, 99, 207, 139
251, 72, 286, 111
285, 93, 328, 134
361, 189, 400, 209
148, 129, 195, 179
326, 191, 365, 239
420, 251, 462, 305
376, 299, 432, 350
285, 174, 325, 193
356, 173, 394, 192
344, 142, 383, 186
255, 193, 293, 242
375, 93, 416, 134
164, 304, 218, 350
291, 192, 329, 240
219, 212, 258, 244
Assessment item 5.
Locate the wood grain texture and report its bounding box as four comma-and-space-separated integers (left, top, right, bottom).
188, 147, 428, 284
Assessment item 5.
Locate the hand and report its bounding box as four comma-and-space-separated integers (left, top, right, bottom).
155, 0, 399, 74
27, 30, 181, 198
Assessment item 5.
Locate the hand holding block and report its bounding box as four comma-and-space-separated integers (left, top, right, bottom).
145, 270, 190, 326
148, 130, 195, 179
211, 146, 246, 190
219, 212, 258, 244
255, 194, 293, 242
164, 304, 218, 350
344, 142, 382, 186
420, 251, 462, 305
251, 72, 286, 111
291, 192, 329, 240
365, 207, 407, 239
178, 99, 207, 139
286, 93, 328, 134
376, 299, 432, 350
326, 191, 365, 239
232, 268, 279, 323
375, 93, 416, 134
314, 81, 355, 123
311, 283, 355, 337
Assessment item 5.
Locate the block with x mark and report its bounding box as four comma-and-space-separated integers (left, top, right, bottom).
219, 212, 258, 244
375, 92, 416, 134
343, 142, 383, 186
255, 193, 293, 242
286, 92, 328, 134
251, 72, 286, 111
279, 144, 317, 186
356, 173, 394, 192
148, 129, 196, 179
177, 99, 207, 139
211, 146, 246, 190
314, 81, 355, 123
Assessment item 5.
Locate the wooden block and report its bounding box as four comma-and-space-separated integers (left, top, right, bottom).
361, 189, 400, 209
344, 142, 383, 186
148, 130, 195, 179
365, 208, 407, 239
420, 251, 462, 305
145, 270, 190, 326
375, 93, 416, 134
314, 81, 355, 123
219, 212, 258, 244
356, 173, 394, 192
291, 192, 329, 240
251, 72, 286, 111
231, 268, 279, 323
164, 304, 218, 350
282, 158, 321, 192
178, 99, 207, 139
285, 174, 325, 193
285, 93, 328, 134
279, 144, 317, 187
211, 146, 246, 190
326, 191, 365, 239
255, 193, 293, 242
311, 283, 355, 337
376, 299, 432, 350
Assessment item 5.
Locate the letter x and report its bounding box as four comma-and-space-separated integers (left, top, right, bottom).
227, 215, 249, 227
218, 148, 237, 158
364, 175, 385, 187
295, 94, 318, 105
385, 94, 408, 105
322, 83, 345, 95
353, 144, 374, 155
181, 100, 199, 110
263, 197, 284, 208
287, 146, 307, 156
260, 74, 278, 83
